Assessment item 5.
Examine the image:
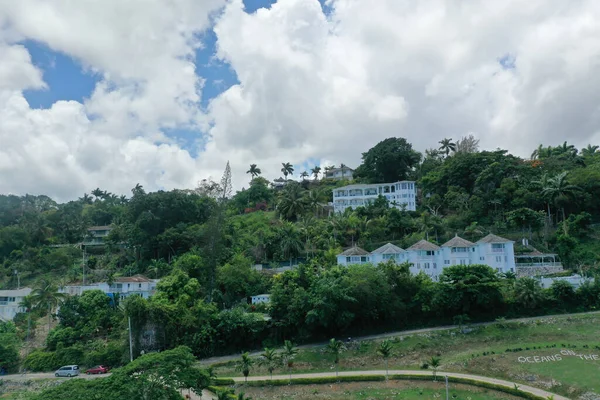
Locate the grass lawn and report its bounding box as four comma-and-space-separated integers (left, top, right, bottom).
238, 380, 522, 399
214, 312, 600, 398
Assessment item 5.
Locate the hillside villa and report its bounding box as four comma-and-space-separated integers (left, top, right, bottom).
333, 181, 417, 213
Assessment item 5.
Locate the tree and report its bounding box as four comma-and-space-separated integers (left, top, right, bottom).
438, 138, 456, 156
300, 171, 309, 180
236, 352, 254, 383
428, 356, 441, 381
247, 164, 261, 179
514, 278, 544, 310
258, 347, 279, 380
310, 166, 321, 181
281, 340, 298, 383
541, 171, 581, 223
353, 137, 422, 183
30, 279, 66, 331
279, 222, 303, 266
454, 134, 479, 154
581, 144, 599, 157
326, 338, 346, 379
221, 161, 233, 201
376, 340, 393, 379
276, 183, 306, 221
281, 162, 294, 179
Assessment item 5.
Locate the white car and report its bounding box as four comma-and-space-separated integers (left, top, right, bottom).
54, 365, 79, 377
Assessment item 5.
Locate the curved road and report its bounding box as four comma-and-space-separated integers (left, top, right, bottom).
199, 310, 600, 365
228, 370, 569, 400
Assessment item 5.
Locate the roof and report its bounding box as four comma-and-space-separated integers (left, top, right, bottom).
327, 166, 354, 173
334, 181, 416, 191
407, 240, 440, 251
252, 294, 270, 297
371, 243, 406, 254
515, 247, 557, 257
442, 236, 474, 248
88, 225, 112, 231
477, 233, 513, 244
114, 275, 152, 283
0, 288, 32, 297
338, 246, 370, 256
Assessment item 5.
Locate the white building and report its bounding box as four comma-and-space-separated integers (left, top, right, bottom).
336, 233, 516, 280
0, 288, 32, 321
325, 166, 354, 181
84, 226, 112, 246
333, 181, 417, 213
539, 275, 589, 289
251, 294, 271, 305
60, 275, 159, 300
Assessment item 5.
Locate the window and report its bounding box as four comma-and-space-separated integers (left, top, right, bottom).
495, 256, 502, 262
417, 263, 421, 269
444, 260, 450, 265
492, 243, 505, 253
451, 247, 467, 253
472, 248, 475, 252
433, 263, 437, 269
361, 256, 367, 262
510, 268, 514, 273
402, 183, 407, 189
480, 256, 485, 261
138, 284, 142, 288
346, 257, 351, 263
460, 259, 466, 265
505, 256, 508, 262
351, 256, 360, 262
424, 263, 430, 269
426, 250, 434, 256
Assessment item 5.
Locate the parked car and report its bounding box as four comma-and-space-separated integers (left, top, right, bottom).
54, 365, 79, 377
85, 365, 110, 375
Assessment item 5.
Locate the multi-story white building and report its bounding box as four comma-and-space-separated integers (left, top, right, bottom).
60, 275, 159, 300
0, 288, 32, 321
333, 181, 417, 213
337, 234, 516, 280
325, 166, 354, 181
251, 294, 271, 305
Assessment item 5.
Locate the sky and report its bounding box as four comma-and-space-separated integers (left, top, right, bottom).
0, 0, 599, 202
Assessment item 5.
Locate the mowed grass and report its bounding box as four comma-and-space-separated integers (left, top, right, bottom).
239, 380, 522, 399
214, 313, 600, 398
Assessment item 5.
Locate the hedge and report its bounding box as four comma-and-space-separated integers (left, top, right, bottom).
239, 374, 549, 400
212, 378, 236, 386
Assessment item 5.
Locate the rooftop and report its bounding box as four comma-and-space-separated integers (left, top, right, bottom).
88, 225, 112, 231
0, 288, 32, 297
327, 166, 354, 173
338, 246, 370, 256
407, 240, 440, 251
477, 233, 513, 244
442, 236, 474, 248
114, 275, 152, 283
371, 243, 406, 254
334, 181, 416, 191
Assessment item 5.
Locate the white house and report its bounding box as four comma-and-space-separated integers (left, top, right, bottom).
336, 233, 516, 279
325, 166, 354, 181
60, 275, 159, 300
84, 226, 112, 246
539, 275, 589, 289
251, 294, 271, 305
336, 246, 371, 266
0, 288, 32, 321
333, 181, 417, 214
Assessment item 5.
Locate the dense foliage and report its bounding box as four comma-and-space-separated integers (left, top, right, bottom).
1, 137, 600, 370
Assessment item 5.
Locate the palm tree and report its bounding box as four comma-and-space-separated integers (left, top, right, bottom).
300, 171, 309, 181
30, 279, 66, 331
581, 144, 599, 157
310, 166, 321, 181
236, 393, 252, 400
305, 190, 321, 217
281, 162, 294, 179
247, 164, 261, 179
376, 340, 394, 380
279, 222, 304, 267
514, 278, 544, 309
326, 338, 346, 379
258, 347, 279, 381
281, 340, 298, 383
276, 183, 306, 221
541, 171, 581, 223
438, 138, 456, 156
428, 356, 441, 381
236, 352, 254, 383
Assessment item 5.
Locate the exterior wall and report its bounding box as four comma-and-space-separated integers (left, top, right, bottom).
515, 265, 564, 278
473, 242, 516, 273
61, 280, 158, 300
326, 170, 354, 180
333, 181, 417, 214
0, 292, 31, 321
406, 250, 440, 279
539, 275, 588, 289
251, 295, 271, 304
337, 255, 370, 266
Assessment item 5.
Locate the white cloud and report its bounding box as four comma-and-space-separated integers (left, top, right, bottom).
205, 0, 600, 189
1, 0, 600, 200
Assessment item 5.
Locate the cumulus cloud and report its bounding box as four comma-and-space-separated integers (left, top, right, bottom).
1, 0, 600, 200
205, 0, 600, 188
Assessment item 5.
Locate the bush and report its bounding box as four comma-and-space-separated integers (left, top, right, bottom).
24, 351, 59, 372
244, 375, 385, 387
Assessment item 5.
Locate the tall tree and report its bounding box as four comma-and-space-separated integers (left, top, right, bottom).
376, 340, 394, 380
513, 278, 544, 310
581, 144, 599, 157
281, 340, 298, 383
354, 137, 422, 183
246, 164, 261, 179
281, 162, 294, 179
30, 279, 66, 331
221, 161, 233, 201
300, 171, 309, 180
236, 352, 254, 383
541, 171, 581, 223
279, 222, 303, 266
438, 138, 456, 156
310, 166, 321, 180
428, 356, 441, 381
258, 347, 279, 380
276, 183, 306, 221
454, 134, 479, 154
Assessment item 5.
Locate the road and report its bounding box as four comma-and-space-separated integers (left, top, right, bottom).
0, 372, 111, 382
199, 310, 600, 365
228, 370, 569, 400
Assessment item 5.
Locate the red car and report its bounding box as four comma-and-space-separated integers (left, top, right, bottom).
85, 365, 110, 374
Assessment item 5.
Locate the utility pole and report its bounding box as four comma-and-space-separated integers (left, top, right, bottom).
14, 270, 20, 290
128, 316, 133, 362
445, 375, 449, 400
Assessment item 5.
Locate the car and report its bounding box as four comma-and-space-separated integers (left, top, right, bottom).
85, 365, 110, 375
54, 365, 79, 377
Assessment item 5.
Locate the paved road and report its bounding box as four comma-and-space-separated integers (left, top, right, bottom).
0, 372, 111, 382
228, 370, 569, 400
199, 310, 600, 365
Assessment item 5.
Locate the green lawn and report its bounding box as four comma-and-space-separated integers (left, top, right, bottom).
214, 312, 600, 398
239, 380, 521, 399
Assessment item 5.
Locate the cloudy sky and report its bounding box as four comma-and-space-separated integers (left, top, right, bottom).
0, 0, 599, 201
